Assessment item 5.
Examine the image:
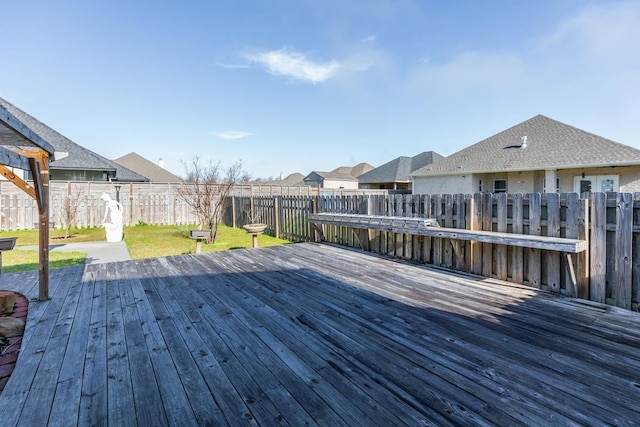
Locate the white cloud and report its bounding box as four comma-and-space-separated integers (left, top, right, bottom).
538, 2, 640, 58
409, 51, 525, 94
361, 35, 377, 43
243, 48, 341, 84
214, 131, 255, 140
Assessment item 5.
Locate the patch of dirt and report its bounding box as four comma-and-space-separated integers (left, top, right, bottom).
0, 291, 28, 394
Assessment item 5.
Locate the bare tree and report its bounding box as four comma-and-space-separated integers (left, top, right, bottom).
178, 157, 249, 244
58, 185, 85, 239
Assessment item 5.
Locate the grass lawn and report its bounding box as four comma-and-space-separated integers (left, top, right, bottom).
124, 224, 291, 259
0, 224, 291, 271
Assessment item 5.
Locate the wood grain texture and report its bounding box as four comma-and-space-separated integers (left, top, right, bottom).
1, 244, 638, 426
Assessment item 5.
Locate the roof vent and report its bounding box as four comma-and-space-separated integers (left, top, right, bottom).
520, 135, 528, 149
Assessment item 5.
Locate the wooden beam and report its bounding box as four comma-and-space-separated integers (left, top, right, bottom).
0, 165, 36, 199
29, 157, 45, 212
0, 145, 31, 170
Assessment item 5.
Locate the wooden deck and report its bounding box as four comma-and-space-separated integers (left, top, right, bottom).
0, 242, 639, 426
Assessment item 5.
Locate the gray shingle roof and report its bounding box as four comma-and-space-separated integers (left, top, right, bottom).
0, 96, 147, 181
260, 173, 306, 187
330, 162, 374, 177
114, 152, 183, 183
359, 151, 443, 184
305, 171, 358, 181
412, 115, 640, 176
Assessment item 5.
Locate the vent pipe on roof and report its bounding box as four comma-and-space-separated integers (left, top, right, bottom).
520, 135, 528, 149
158, 158, 165, 169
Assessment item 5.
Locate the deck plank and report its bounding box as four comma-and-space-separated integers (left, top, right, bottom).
0, 243, 639, 426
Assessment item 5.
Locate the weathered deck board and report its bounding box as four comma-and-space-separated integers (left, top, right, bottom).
0, 243, 639, 426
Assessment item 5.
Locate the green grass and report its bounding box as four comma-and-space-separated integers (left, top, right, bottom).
0, 224, 291, 271
124, 224, 290, 259
2, 250, 86, 273
6, 227, 106, 246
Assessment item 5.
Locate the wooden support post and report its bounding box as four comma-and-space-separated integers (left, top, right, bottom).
311, 198, 322, 242
590, 193, 606, 303
511, 193, 524, 283
28, 153, 50, 301
546, 193, 561, 292
614, 193, 633, 309
231, 196, 237, 228
469, 194, 482, 275
274, 197, 281, 239
577, 197, 590, 300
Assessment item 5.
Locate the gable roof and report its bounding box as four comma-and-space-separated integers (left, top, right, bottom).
412, 115, 640, 176
331, 162, 374, 177
260, 173, 306, 187
304, 171, 358, 182
114, 152, 183, 183
0, 99, 55, 156
0, 97, 147, 181
359, 151, 443, 184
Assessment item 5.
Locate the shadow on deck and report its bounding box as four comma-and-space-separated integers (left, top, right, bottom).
0, 242, 638, 426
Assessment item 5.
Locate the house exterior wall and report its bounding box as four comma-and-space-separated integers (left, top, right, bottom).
360, 182, 411, 190
414, 165, 640, 195
412, 175, 474, 194
322, 179, 359, 190
557, 165, 640, 193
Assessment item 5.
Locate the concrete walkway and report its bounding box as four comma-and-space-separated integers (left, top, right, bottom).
17, 241, 131, 264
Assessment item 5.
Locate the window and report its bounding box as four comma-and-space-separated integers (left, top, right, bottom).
493, 179, 507, 193
478, 179, 483, 192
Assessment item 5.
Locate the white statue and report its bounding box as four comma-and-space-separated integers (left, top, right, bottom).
101, 192, 123, 242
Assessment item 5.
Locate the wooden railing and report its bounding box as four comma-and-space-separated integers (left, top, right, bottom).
227, 192, 639, 311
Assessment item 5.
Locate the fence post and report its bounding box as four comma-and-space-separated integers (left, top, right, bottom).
577, 196, 590, 300
469, 194, 482, 275
590, 193, 607, 303
274, 197, 280, 238
511, 193, 524, 283
311, 197, 319, 242
231, 196, 237, 228
614, 193, 633, 309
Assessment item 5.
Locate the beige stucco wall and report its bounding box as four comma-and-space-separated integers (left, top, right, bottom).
414, 165, 640, 195
557, 166, 640, 193
322, 179, 359, 190
412, 175, 474, 194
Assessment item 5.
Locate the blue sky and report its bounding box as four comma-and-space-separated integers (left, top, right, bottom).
2, 1, 639, 180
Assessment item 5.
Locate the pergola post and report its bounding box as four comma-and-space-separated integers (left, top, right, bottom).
1, 98, 55, 301
30, 153, 50, 300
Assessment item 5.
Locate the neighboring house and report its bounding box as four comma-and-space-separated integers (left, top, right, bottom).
114, 152, 183, 183
258, 173, 306, 187
303, 163, 374, 189
411, 115, 640, 195
358, 151, 443, 190
0, 96, 148, 182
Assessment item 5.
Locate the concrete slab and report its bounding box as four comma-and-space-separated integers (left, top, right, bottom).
17, 241, 131, 265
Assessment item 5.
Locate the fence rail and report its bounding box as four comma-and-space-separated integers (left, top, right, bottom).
227, 192, 638, 311
0, 180, 637, 310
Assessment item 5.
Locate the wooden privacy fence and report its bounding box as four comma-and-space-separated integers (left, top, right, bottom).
227, 193, 639, 311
